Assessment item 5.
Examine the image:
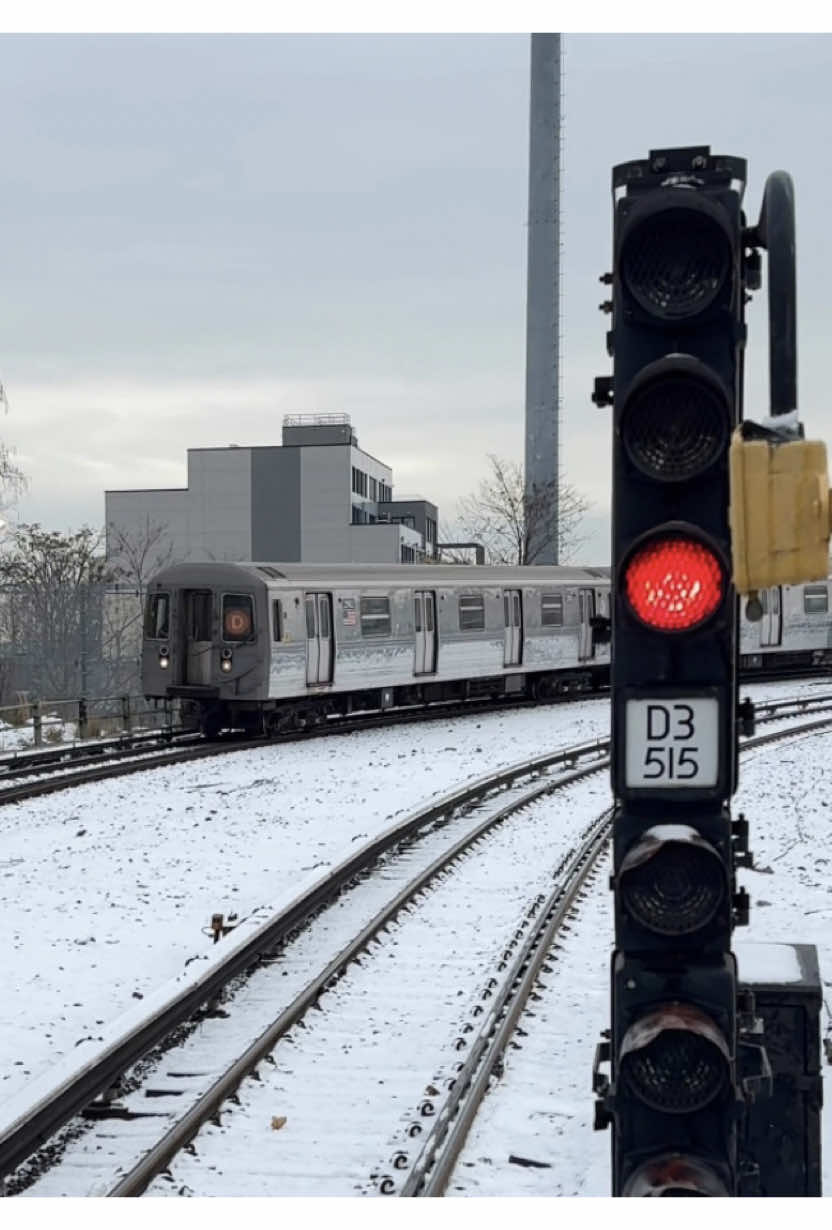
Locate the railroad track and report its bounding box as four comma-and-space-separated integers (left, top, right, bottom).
0, 688, 602, 806
3, 692, 831, 1197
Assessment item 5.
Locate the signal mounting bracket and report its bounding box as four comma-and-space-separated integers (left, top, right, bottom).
613, 145, 747, 198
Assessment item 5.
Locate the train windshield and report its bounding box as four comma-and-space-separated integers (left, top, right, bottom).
145, 593, 170, 640
223, 594, 255, 642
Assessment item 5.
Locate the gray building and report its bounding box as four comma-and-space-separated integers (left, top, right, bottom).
105, 414, 439, 573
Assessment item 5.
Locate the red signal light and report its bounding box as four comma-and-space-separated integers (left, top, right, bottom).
624, 536, 724, 631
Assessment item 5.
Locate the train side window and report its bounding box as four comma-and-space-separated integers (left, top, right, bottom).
459, 594, 485, 631
145, 593, 170, 640
541, 593, 564, 627
804, 585, 828, 614
222, 594, 255, 642
360, 596, 391, 637
426, 598, 434, 632
319, 597, 331, 638
305, 597, 316, 638
414, 597, 422, 632
272, 599, 283, 641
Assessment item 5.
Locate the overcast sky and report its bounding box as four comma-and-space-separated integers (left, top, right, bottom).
2, 31, 830, 563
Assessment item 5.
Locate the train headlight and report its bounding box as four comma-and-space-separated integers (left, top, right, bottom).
220, 650, 233, 673
159, 646, 170, 669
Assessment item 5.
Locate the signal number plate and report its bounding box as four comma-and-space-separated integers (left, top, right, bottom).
625, 698, 719, 788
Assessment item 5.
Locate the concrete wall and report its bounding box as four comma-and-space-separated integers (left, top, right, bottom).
300, 445, 352, 561
105, 488, 190, 575
186, 448, 252, 561
345, 524, 408, 562
251, 447, 301, 560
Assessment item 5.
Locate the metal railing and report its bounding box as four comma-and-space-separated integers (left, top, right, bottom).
0, 693, 177, 751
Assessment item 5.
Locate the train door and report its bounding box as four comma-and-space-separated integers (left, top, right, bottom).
578, 588, 595, 661
760, 587, 782, 647
305, 592, 334, 685
413, 590, 437, 674
184, 590, 213, 685
503, 589, 523, 666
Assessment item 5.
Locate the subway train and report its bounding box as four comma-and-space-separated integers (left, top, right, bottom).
141, 562, 832, 736
142, 562, 612, 736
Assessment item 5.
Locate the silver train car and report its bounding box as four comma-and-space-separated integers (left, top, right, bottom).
142, 562, 612, 735
739, 580, 832, 674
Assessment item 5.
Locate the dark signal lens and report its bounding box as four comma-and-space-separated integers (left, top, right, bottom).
621, 1006, 729, 1114
620, 832, 726, 936
622, 207, 730, 320
621, 369, 728, 482
624, 537, 724, 631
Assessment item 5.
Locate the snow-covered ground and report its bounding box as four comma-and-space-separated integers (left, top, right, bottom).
452, 714, 832, 1197
0, 697, 609, 1104
2, 678, 831, 1196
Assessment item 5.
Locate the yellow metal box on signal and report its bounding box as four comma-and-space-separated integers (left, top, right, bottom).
729, 428, 831, 594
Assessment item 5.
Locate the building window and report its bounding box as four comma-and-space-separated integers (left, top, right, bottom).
360, 596, 391, 636
145, 593, 170, 640
541, 593, 564, 627
379, 482, 392, 503
401, 545, 415, 563
222, 594, 255, 642
459, 593, 485, 631
425, 517, 436, 544
369, 476, 377, 501
352, 466, 368, 496
804, 584, 828, 614
352, 505, 370, 525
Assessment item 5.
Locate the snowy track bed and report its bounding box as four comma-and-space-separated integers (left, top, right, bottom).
13, 754, 613, 1195
3, 680, 832, 1197
0, 698, 611, 1107
451, 721, 832, 1197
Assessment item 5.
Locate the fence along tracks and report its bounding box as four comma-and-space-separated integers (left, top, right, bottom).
2, 693, 832, 1196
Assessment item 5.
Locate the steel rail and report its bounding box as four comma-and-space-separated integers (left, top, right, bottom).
395, 710, 832, 1196
0, 690, 605, 806
106, 760, 606, 1196
3, 691, 830, 1193
398, 811, 611, 1196
0, 734, 609, 1185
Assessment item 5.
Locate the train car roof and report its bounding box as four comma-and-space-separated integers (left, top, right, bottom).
148, 561, 611, 589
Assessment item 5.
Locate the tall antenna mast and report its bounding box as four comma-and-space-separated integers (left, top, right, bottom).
524, 32, 562, 564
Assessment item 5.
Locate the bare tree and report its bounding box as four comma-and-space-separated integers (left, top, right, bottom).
102, 519, 177, 695
0, 524, 110, 700
444, 454, 590, 566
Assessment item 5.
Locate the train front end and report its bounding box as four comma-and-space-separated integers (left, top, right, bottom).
142, 562, 270, 736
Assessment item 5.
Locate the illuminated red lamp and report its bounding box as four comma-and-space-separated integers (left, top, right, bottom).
624, 536, 725, 631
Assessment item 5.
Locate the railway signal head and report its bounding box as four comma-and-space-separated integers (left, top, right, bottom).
596, 146, 750, 1197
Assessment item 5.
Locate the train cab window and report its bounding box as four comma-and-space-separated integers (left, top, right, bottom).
222, 594, 255, 642
804, 585, 829, 614
272, 599, 283, 641
541, 593, 564, 627
145, 593, 170, 640
459, 594, 485, 631
360, 596, 391, 636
